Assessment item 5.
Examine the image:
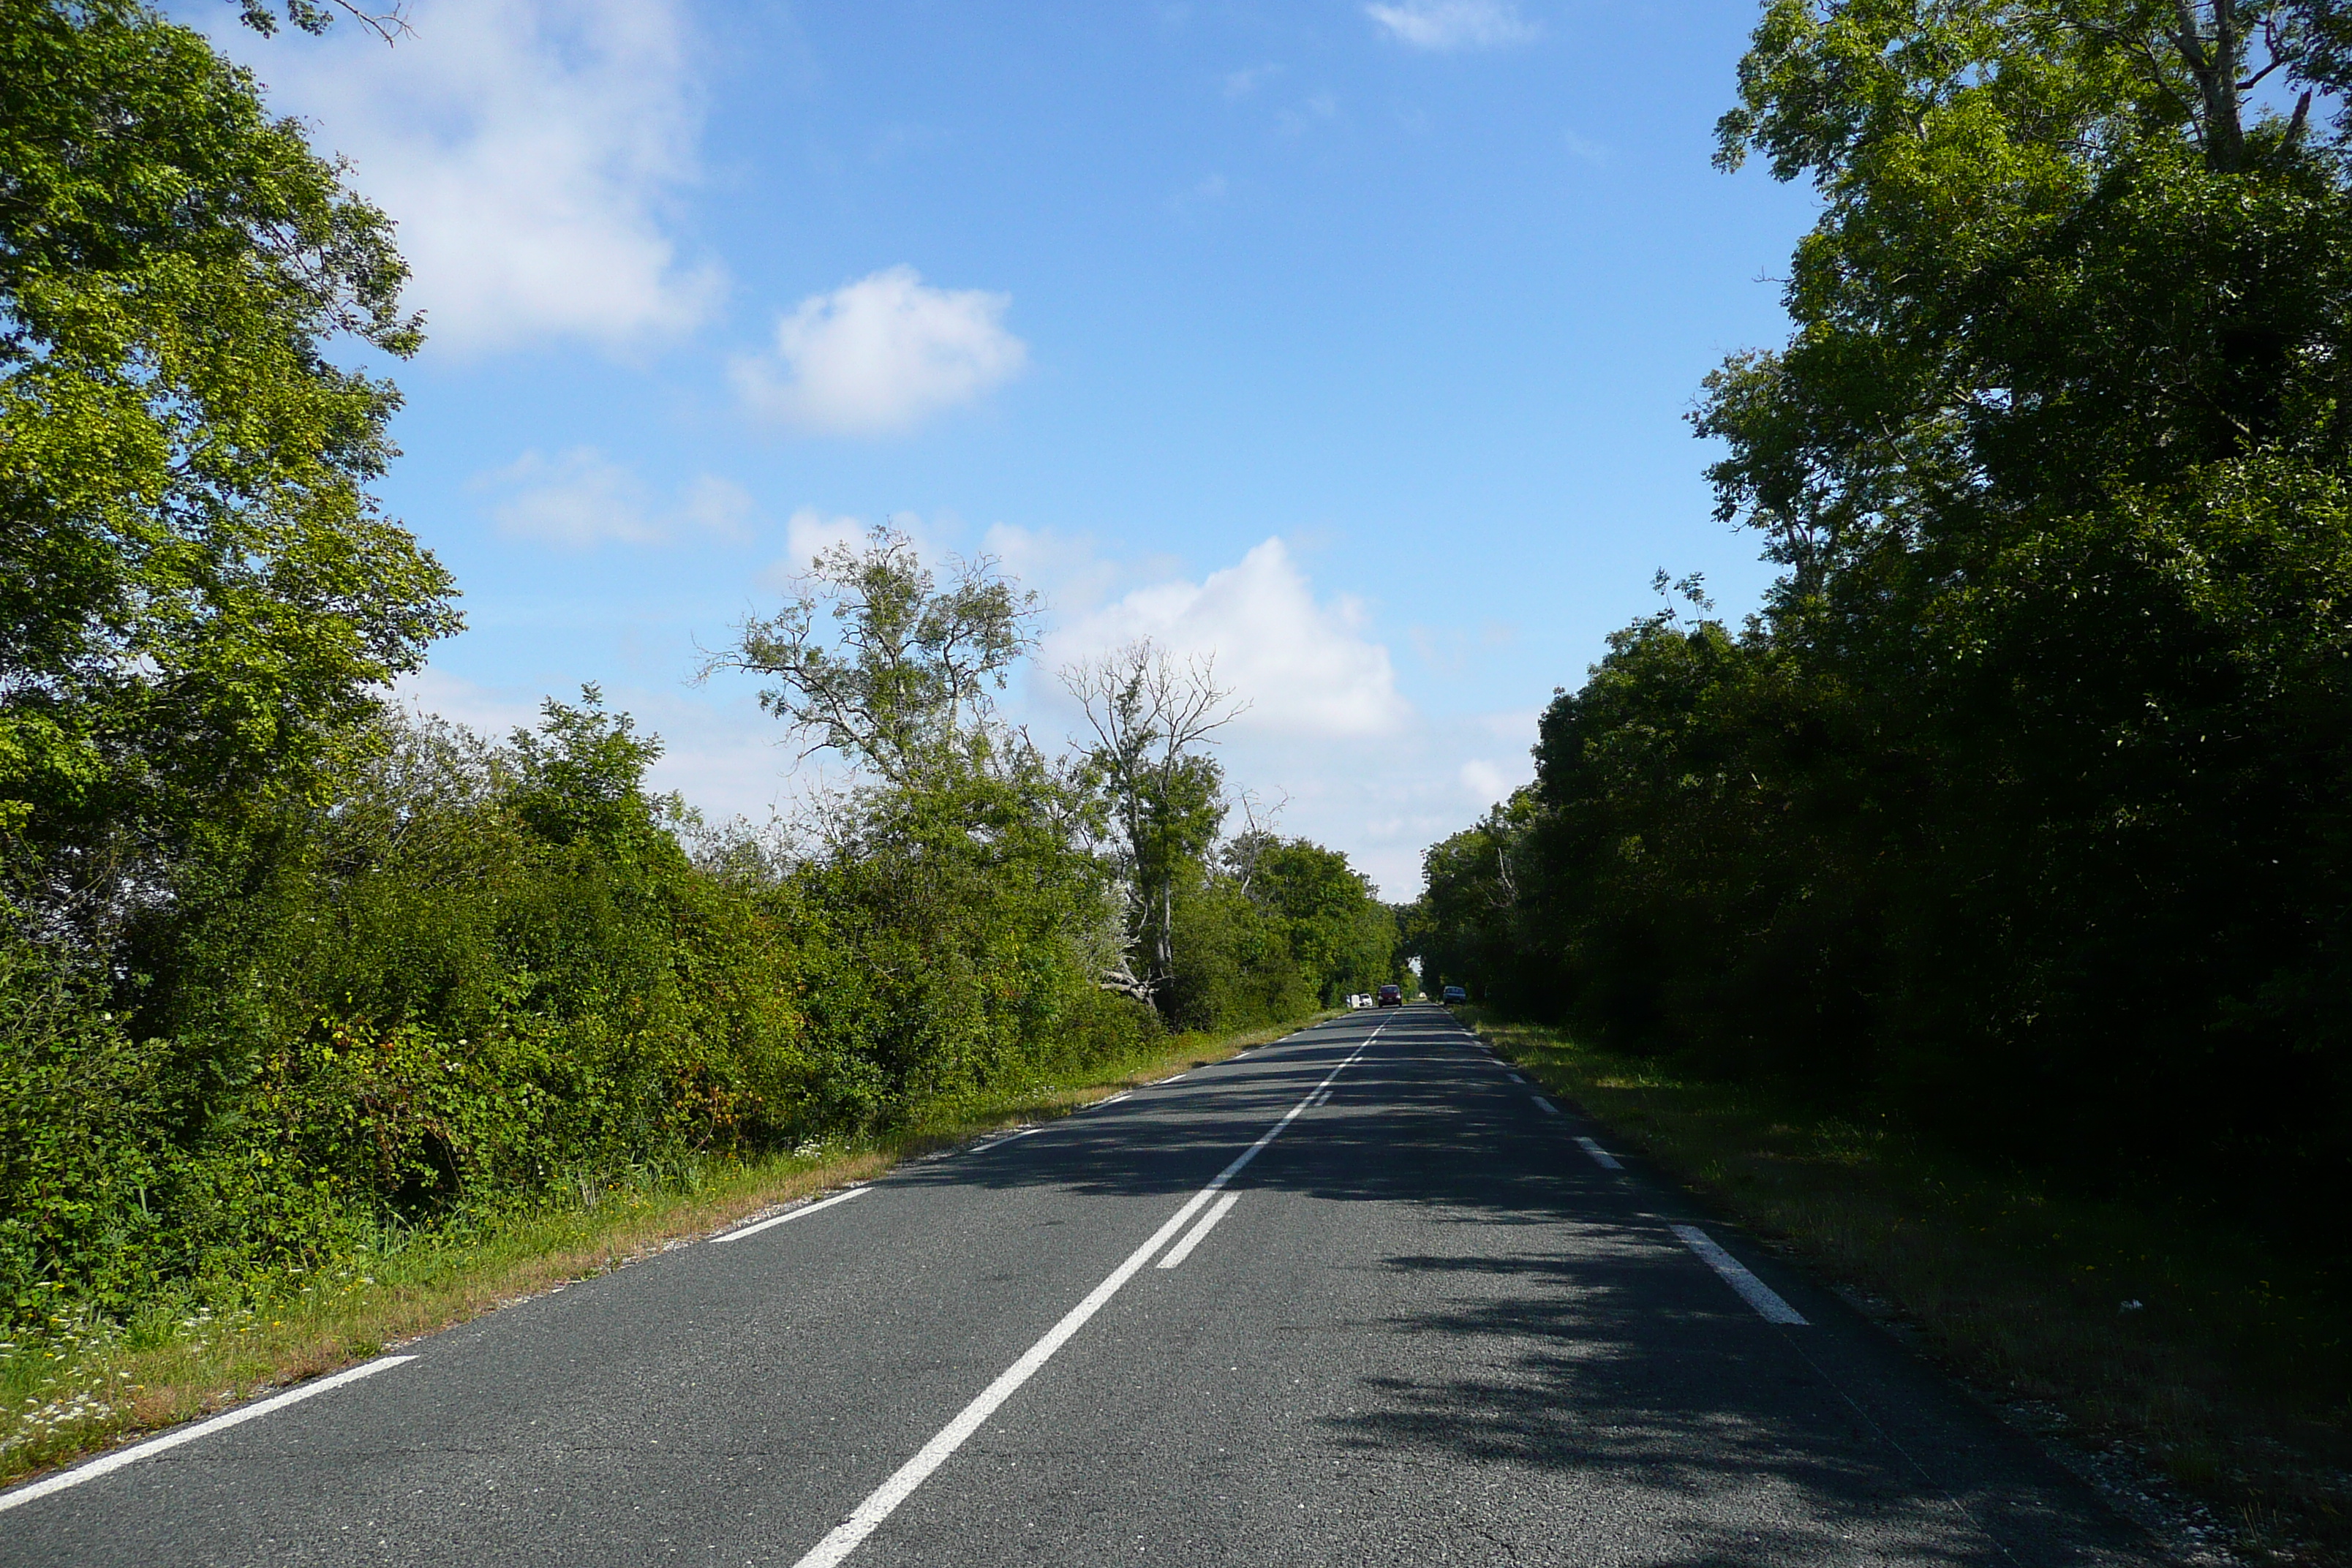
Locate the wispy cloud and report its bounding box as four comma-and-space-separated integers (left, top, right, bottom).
1366, 0, 1539, 51
478, 448, 754, 548
1222, 63, 1282, 98
242, 0, 721, 353
734, 267, 1029, 437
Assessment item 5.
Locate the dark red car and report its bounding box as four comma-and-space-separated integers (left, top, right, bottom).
1376, 984, 1403, 1007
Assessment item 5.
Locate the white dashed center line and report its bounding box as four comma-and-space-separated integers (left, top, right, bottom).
787, 1022, 1387, 1568
1156, 1192, 1240, 1270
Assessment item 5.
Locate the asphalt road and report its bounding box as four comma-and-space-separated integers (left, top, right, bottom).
2, 1006, 2157, 1566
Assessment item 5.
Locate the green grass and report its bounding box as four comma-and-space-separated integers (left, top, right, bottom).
1463, 1008, 2352, 1566
0, 1014, 1325, 1488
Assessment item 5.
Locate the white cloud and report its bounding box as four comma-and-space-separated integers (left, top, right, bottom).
776, 507, 873, 577
1458, 758, 1510, 804
478, 448, 754, 548
1047, 538, 1409, 739
734, 267, 1029, 436
240, 0, 719, 353
1366, 0, 1539, 50
395, 667, 815, 832
391, 666, 544, 739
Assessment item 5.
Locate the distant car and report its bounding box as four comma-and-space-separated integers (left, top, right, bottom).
1441, 985, 1466, 1004
1376, 984, 1403, 1007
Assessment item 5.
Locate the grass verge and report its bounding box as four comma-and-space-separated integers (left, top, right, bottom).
0, 1014, 1323, 1490
1463, 1008, 2352, 1567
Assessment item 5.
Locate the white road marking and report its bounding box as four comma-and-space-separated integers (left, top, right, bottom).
1672, 1224, 1808, 1324
788, 1025, 1386, 1568
1574, 1136, 1623, 1170
711, 1186, 868, 1245
1504, 1071, 1525, 1083
0, 1355, 415, 1515
1531, 1096, 1560, 1115
1155, 1192, 1240, 1270
1154, 1072, 1189, 1085
1094, 1092, 1133, 1109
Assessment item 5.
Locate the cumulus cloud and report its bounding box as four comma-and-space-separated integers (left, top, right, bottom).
1047, 538, 1409, 739
478, 448, 754, 548
1366, 0, 1539, 50
238, 0, 720, 353
734, 267, 1028, 436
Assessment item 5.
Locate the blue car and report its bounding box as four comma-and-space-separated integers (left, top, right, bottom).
1441, 985, 1466, 1004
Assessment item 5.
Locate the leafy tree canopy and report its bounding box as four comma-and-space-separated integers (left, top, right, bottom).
0, 0, 459, 882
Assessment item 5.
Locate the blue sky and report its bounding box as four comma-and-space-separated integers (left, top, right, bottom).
201, 0, 1818, 895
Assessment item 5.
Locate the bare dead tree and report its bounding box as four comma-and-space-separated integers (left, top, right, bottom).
1060, 640, 1246, 1002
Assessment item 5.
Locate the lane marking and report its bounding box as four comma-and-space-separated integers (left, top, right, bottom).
1094, 1092, 1133, 1109
1504, 1071, 1525, 1083
1574, 1136, 1623, 1170
789, 1025, 1385, 1568
712, 1186, 868, 1245
1154, 1192, 1240, 1270
1672, 1224, 1809, 1324
1531, 1096, 1560, 1115
1153, 1072, 1189, 1085
0, 1355, 415, 1515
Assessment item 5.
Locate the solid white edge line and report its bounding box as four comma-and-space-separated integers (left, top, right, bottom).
0, 1354, 416, 1515
1155, 1191, 1240, 1270
1531, 1096, 1560, 1115
788, 1024, 1384, 1568
1671, 1224, 1809, 1325
1574, 1136, 1624, 1170
711, 1185, 867, 1245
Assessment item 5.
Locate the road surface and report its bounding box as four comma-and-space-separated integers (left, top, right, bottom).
1, 1006, 2155, 1565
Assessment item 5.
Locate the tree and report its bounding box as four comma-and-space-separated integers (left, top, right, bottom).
1061, 641, 1243, 1008
706, 524, 1039, 791
1411, 0, 2352, 1181
0, 0, 459, 913
1248, 838, 1396, 1006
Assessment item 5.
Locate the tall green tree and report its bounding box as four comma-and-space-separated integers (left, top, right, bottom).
1246, 837, 1396, 1006
1417, 0, 2352, 1186
1, 0, 458, 892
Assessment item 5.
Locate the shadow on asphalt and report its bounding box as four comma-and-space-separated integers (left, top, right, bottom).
894, 1011, 2155, 1567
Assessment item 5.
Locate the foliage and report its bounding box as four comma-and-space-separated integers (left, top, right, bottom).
1063, 641, 1242, 1005
1412, 0, 2352, 1207
0, 4, 1377, 1351
0, 0, 457, 867
708, 524, 1036, 788
1243, 837, 1398, 1006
